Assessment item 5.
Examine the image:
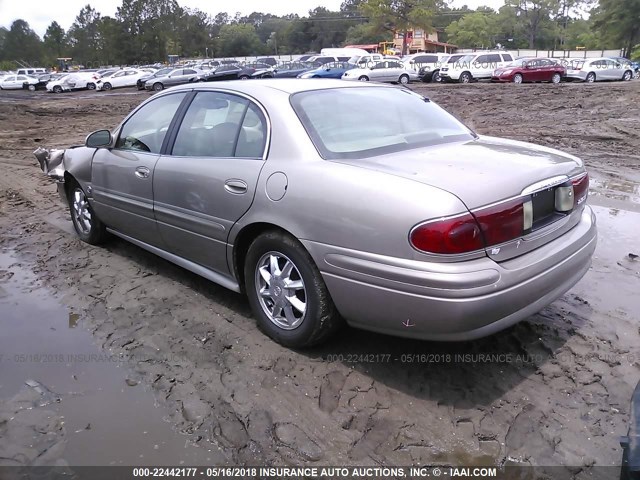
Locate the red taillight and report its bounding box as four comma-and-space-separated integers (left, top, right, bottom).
410, 213, 484, 254
473, 198, 524, 247
572, 173, 589, 207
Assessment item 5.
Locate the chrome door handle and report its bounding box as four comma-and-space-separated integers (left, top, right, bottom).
135, 166, 150, 178
224, 179, 248, 194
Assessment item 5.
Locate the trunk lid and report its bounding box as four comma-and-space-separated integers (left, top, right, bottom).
341, 136, 586, 261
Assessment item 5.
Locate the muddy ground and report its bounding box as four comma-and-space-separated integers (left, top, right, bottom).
0, 82, 639, 473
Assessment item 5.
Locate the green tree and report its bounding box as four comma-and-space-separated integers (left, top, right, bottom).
592, 0, 640, 56
505, 0, 558, 49
344, 23, 390, 45
445, 11, 498, 48
68, 5, 102, 65
43, 22, 67, 60
2, 20, 43, 66
359, 0, 438, 55
217, 23, 263, 56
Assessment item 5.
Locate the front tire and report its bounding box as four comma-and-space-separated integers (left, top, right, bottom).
622, 70, 632, 81
153, 82, 163, 91
244, 231, 341, 347
513, 73, 523, 84
67, 181, 107, 245
459, 71, 472, 83
52, 85, 63, 94
102, 82, 112, 91
432, 70, 441, 83
358, 75, 369, 81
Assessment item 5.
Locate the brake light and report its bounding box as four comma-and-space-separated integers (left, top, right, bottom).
410, 213, 483, 254
572, 173, 589, 207
473, 198, 524, 247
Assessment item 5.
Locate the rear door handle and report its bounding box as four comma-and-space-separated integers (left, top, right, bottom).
224, 179, 248, 194
135, 166, 150, 178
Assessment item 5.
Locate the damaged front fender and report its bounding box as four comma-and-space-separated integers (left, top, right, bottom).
34, 145, 97, 203
34, 147, 67, 180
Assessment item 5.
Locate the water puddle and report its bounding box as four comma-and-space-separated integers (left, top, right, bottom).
0, 250, 223, 466
589, 170, 640, 213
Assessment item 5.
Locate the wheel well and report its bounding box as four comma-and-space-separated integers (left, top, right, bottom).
232, 222, 297, 292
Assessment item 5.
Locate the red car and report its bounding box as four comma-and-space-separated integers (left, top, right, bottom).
492, 58, 566, 84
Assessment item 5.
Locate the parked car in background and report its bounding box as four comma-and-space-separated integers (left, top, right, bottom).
197, 64, 263, 82
565, 58, 634, 82
298, 54, 319, 62
46, 72, 97, 93
17, 67, 47, 76
23, 73, 65, 91
342, 60, 417, 84
404, 53, 449, 82
440, 51, 515, 83
298, 61, 356, 79
1, 74, 39, 90
263, 62, 317, 78
307, 55, 350, 65
492, 58, 566, 83
348, 53, 384, 68
611, 57, 640, 79
35, 79, 596, 348
137, 67, 173, 90
96, 69, 154, 91
256, 57, 278, 67
144, 68, 201, 91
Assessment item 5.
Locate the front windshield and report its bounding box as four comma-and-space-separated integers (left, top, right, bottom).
291, 87, 475, 160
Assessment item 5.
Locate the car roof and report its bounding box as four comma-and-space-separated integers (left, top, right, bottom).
169, 78, 393, 95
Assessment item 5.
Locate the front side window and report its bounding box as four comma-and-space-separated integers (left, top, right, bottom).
291, 87, 474, 160
115, 93, 187, 154
172, 92, 267, 158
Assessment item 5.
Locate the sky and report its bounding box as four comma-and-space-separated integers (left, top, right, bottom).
0, 0, 505, 38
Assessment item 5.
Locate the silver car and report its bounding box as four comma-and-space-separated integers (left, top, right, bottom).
565, 57, 635, 82
342, 60, 418, 84
144, 67, 202, 91
34, 80, 596, 347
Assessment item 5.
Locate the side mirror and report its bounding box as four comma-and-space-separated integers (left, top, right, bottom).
86, 130, 112, 148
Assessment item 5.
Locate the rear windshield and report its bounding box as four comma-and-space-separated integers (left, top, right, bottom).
291, 87, 475, 160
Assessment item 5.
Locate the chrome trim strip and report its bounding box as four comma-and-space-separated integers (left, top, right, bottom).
521, 175, 569, 195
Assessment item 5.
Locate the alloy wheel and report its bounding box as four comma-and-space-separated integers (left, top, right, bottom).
72, 188, 92, 235
255, 251, 307, 330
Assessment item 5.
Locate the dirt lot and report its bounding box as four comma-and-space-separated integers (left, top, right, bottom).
0, 82, 639, 472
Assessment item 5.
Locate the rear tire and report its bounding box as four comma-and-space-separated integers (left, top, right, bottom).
239, 75, 250, 80
432, 70, 441, 83
398, 74, 409, 85
244, 231, 342, 348
67, 181, 107, 245
28, 84, 36, 91
551, 73, 561, 84
153, 82, 163, 91
87, 82, 96, 90
586, 72, 596, 83
622, 70, 632, 81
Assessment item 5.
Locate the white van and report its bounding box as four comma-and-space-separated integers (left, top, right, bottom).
348, 53, 384, 68
321, 47, 369, 58
17, 68, 47, 76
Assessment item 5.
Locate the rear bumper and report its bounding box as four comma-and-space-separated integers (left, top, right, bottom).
565, 71, 587, 81
304, 206, 597, 341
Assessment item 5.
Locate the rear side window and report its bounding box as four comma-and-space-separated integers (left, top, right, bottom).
116, 93, 187, 154
172, 91, 267, 158
487, 54, 502, 63
502, 54, 513, 61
